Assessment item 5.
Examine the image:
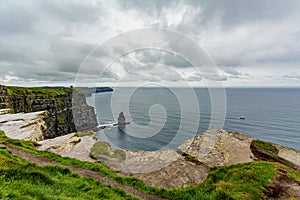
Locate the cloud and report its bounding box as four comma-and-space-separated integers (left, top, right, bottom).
283, 74, 300, 80
0, 0, 300, 86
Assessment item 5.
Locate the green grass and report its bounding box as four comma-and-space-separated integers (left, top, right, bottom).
6, 86, 72, 97
0, 146, 138, 200
1, 130, 299, 200
252, 140, 294, 165
75, 131, 96, 137
90, 142, 126, 160
252, 140, 278, 155
203, 162, 277, 200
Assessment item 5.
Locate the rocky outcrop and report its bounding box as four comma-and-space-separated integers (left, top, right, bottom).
134, 158, 208, 188
37, 132, 97, 162
89, 141, 209, 188
177, 129, 255, 167
121, 149, 182, 173
0, 111, 48, 141
34, 128, 300, 189
0, 85, 98, 139
275, 144, 300, 167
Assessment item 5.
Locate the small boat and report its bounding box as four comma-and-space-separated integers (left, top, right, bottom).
240, 116, 246, 119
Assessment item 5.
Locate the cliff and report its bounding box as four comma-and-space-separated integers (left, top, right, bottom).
0, 85, 98, 139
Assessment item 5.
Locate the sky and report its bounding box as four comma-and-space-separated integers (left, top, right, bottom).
1, 0, 300, 87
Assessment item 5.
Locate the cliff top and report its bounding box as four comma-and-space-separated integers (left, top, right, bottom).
5, 86, 76, 97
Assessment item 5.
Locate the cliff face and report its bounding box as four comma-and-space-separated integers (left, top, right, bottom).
0, 85, 98, 138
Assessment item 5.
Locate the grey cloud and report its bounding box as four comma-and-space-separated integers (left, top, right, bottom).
135, 50, 191, 68
1, 0, 300, 86
35, 0, 102, 23
0, 3, 35, 34
283, 75, 300, 80
48, 37, 94, 73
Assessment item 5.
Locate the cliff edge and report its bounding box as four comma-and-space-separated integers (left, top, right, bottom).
0, 85, 98, 139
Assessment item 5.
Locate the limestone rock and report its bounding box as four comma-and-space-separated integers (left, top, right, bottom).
0, 109, 11, 115
177, 128, 254, 167
274, 144, 300, 167
37, 132, 97, 162
135, 158, 209, 188
91, 141, 209, 188
121, 149, 182, 173
37, 133, 80, 153
0, 111, 48, 142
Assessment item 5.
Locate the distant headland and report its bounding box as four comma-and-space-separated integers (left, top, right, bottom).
78, 87, 113, 97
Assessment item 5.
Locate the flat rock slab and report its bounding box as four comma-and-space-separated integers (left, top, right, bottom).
37, 133, 97, 162
0, 111, 47, 141
274, 144, 300, 167
121, 150, 182, 174
135, 158, 209, 188
0, 109, 11, 115
177, 128, 255, 167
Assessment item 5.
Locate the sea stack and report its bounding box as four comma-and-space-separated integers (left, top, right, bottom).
118, 112, 126, 128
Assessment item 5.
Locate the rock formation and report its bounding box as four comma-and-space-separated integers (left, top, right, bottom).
177, 128, 255, 167
0, 110, 48, 141
37, 132, 97, 162
0, 85, 98, 138
87, 141, 210, 188
88, 128, 300, 188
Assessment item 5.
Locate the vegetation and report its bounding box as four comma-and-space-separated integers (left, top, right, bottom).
0, 146, 137, 200
252, 140, 294, 165
6, 86, 73, 97
75, 131, 96, 137
252, 140, 278, 155
1, 131, 299, 200
90, 142, 126, 160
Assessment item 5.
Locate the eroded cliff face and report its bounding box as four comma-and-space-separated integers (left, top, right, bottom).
0, 85, 98, 138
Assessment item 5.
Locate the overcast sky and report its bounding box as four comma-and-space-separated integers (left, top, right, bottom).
1, 0, 300, 87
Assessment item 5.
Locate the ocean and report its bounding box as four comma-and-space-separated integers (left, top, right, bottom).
86, 88, 300, 151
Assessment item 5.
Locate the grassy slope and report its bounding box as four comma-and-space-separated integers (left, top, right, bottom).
0, 146, 137, 200
1, 130, 299, 200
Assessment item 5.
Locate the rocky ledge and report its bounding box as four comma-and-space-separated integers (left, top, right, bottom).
34, 128, 299, 189
177, 129, 255, 167
36, 131, 97, 162
0, 110, 47, 141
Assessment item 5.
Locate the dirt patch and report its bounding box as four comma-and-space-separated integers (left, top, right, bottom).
250, 143, 300, 173
265, 169, 300, 199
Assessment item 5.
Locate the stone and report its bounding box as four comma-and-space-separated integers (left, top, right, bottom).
0, 111, 48, 142
90, 141, 209, 188
177, 128, 254, 167
37, 132, 97, 162
135, 158, 209, 188
274, 144, 300, 167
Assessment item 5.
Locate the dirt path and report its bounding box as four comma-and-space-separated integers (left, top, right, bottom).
2, 143, 166, 200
